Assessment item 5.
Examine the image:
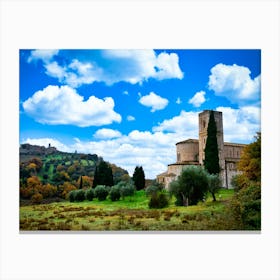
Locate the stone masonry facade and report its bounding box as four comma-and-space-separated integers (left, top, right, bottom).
157, 110, 246, 189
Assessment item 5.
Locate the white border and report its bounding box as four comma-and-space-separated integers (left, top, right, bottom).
1, 0, 279, 279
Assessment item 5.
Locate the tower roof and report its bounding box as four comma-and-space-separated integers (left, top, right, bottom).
199, 109, 222, 115
176, 139, 198, 145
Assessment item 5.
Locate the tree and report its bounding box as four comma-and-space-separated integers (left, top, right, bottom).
109, 185, 121, 201
227, 133, 261, 229
238, 132, 261, 182
93, 161, 114, 188
132, 166, 145, 190
207, 174, 221, 202
29, 158, 43, 172
94, 185, 109, 201
119, 183, 135, 200
110, 164, 130, 184
169, 166, 208, 206
79, 175, 83, 189
78, 175, 93, 189
27, 176, 42, 189
204, 110, 220, 175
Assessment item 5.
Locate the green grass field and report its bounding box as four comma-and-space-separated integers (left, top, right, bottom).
20, 189, 235, 231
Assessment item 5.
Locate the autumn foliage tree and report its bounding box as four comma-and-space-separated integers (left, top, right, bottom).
228, 133, 261, 230
238, 132, 261, 182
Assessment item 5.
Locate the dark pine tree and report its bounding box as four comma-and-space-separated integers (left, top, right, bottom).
132, 166, 145, 190
92, 161, 114, 188
79, 175, 83, 189
204, 110, 220, 175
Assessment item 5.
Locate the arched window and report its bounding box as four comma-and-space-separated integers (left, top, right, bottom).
203, 120, 206, 129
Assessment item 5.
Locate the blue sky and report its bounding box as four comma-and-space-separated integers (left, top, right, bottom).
20, 49, 261, 178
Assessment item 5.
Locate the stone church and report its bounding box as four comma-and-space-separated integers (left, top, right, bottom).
157, 110, 246, 189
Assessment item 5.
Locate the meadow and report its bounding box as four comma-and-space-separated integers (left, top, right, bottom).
20, 189, 236, 231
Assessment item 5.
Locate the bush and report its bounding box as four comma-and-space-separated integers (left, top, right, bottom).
59, 182, 77, 199
145, 183, 163, 196
31, 193, 43, 204
40, 183, 57, 198
227, 182, 261, 230
68, 190, 77, 202
231, 174, 250, 191
75, 189, 85, 202
109, 185, 121, 201
148, 191, 169, 209
119, 182, 135, 199
20, 186, 34, 199
85, 188, 95, 201
94, 185, 109, 201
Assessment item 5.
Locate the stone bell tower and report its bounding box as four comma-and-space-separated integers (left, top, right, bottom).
198, 110, 225, 171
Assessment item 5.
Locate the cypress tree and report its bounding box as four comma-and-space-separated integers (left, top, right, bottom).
132, 166, 145, 190
204, 110, 220, 174
79, 175, 83, 189
93, 161, 114, 188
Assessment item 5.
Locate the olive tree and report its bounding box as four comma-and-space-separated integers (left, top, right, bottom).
169, 166, 209, 206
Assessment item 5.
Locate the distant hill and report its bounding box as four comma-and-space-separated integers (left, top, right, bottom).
20, 143, 129, 186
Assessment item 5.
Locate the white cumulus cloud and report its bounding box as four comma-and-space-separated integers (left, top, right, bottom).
27, 49, 184, 88
94, 128, 122, 139
27, 49, 59, 63
216, 106, 260, 142
139, 92, 169, 112
154, 52, 184, 80
22, 85, 121, 127
208, 63, 260, 104
188, 91, 206, 107
153, 110, 198, 135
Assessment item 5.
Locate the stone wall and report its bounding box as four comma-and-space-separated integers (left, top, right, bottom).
224, 142, 246, 159
176, 139, 199, 162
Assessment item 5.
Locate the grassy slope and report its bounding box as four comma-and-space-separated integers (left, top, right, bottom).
20, 189, 235, 231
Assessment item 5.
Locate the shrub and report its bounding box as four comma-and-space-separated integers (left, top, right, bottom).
59, 182, 77, 199
94, 185, 109, 201
227, 182, 261, 230
145, 185, 160, 196
20, 186, 34, 199
68, 190, 77, 202
119, 183, 135, 199
231, 174, 250, 191
109, 185, 121, 201
40, 183, 57, 198
85, 188, 95, 201
31, 193, 43, 204
75, 189, 85, 202
148, 191, 169, 209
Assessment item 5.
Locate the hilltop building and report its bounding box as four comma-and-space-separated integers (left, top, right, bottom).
157, 110, 246, 189
20, 143, 57, 156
